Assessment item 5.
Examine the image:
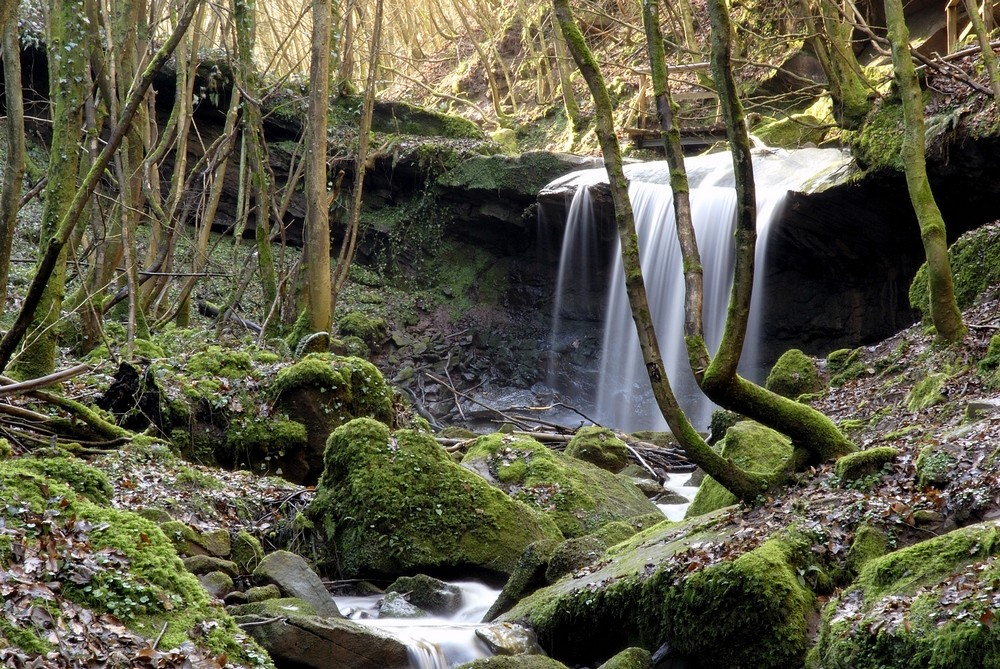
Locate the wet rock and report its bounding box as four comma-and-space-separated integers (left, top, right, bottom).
239, 613, 410, 669
386, 574, 462, 615
254, 550, 342, 617
476, 622, 546, 656
377, 591, 427, 619
197, 571, 234, 599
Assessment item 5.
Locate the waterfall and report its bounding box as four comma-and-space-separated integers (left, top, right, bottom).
546, 147, 853, 432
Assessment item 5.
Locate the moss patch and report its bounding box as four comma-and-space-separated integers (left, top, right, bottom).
765, 349, 824, 399
307, 418, 562, 577
462, 433, 658, 537
910, 223, 1000, 323
565, 426, 628, 472
834, 447, 899, 485
906, 372, 948, 412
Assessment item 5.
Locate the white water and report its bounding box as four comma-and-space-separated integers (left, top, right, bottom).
547, 148, 853, 431
335, 581, 501, 669
658, 472, 702, 521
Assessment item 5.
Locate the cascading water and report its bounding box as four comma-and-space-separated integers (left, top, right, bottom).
546, 147, 853, 431
335, 581, 501, 669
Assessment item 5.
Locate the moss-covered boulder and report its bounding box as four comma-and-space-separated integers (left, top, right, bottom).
307, 419, 562, 577
597, 647, 651, 669
337, 311, 388, 352
816, 521, 1000, 669
486, 539, 562, 621
686, 422, 794, 518
910, 223, 1000, 323
565, 426, 628, 472
371, 100, 484, 139
906, 372, 949, 412
765, 349, 824, 399
271, 354, 395, 484
461, 433, 659, 538
834, 447, 898, 485
386, 574, 462, 615
0, 459, 270, 665
502, 522, 819, 669
456, 657, 570, 669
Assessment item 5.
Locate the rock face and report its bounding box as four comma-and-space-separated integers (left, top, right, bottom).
386, 574, 462, 615
307, 418, 563, 577
461, 433, 659, 538
239, 614, 410, 669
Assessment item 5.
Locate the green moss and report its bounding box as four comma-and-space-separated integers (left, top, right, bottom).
906, 372, 948, 412
565, 426, 629, 472
545, 535, 607, 582
185, 345, 253, 379
0, 615, 51, 655
437, 151, 576, 196
827, 348, 867, 386
231, 530, 265, 573
596, 647, 651, 669
847, 524, 889, 574
337, 311, 388, 349
0, 463, 269, 665
370, 100, 484, 139
463, 433, 658, 538
977, 334, 1000, 389
505, 527, 817, 669
6, 456, 113, 505
486, 538, 562, 620
834, 447, 898, 485
272, 354, 392, 420
307, 418, 562, 577
910, 223, 1000, 323
686, 421, 794, 518
765, 349, 824, 399
222, 417, 308, 471
456, 657, 570, 669
850, 96, 905, 171
817, 522, 1000, 669
753, 113, 829, 149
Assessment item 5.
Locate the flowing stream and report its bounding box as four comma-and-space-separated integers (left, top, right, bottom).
546, 148, 853, 431
335, 582, 501, 669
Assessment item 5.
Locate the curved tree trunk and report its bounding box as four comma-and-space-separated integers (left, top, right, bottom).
552, 0, 769, 503
884, 0, 966, 343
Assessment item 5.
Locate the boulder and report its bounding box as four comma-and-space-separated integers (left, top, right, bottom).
816, 521, 1000, 669
485, 539, 561, 621
231, 530, 265, 573
685, 422, 794, 518
307, 419, 563, 577
182, 555, 239, 578
246, 584, 282, 603
476, 622, 546, 656
834, 447, 898, 484
378, 591, 426, 619
271, 354, 396, 484
597, 647, 651, 669
501, 523, 820, 669
564, 427, 628, 472
197, 571, 234, 599
764, 349, 824, 399
239, 613, 410, 669
461, 433, 659, 538
254, 550, 342, 617
456, 657, 570, 669
386, 574, 462, 615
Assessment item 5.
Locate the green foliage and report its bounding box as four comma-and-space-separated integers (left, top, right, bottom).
765, 349, 824, 399
463, 433, 658, 537
6, 456, 113, 505
307, 418, 562, 577
915, 445, 958, 488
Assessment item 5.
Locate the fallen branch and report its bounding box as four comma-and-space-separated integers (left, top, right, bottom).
0, 363, 92, 397
425, 372, 533, 431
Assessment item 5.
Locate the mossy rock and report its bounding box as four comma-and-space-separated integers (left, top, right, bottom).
437, 151, 587, 200
231, 530, 265, 573
906, 372, 948, 412
753, 113, 829, 149
565, 426, 628, 472
228, 597, 318, 619
503, 524, 819, 669
834, 447, 898, 485
462, 433, 659, 538
386, 574, 462, 615
545, 535, 607, 582
686, 421, 794, 518
827, 348, 867, 387
271, 354, 395, 484
765, 349, 824, 399
846, 524, 889, 574
597, 647, 651, 669
221, 416, 309, 480
910, 223, 1000, 323
816, 521, 1000, 669
336, 311, 388, 351
915, 444, 959, 488
977, 334, 1000, 389
0, 461, 270, 665
370, 99, 484, 139
707, 409, 742, 444
306, 418, 562, 578
486, 539, 562, 621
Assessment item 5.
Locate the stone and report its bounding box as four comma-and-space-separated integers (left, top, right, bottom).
182, 555, 239, 578
228, 597, 317, 618
565, 426, 629, 472
455, 657, 570, 669
834, 447, 898, 484
231, 530, 265, 573
239, 613, 409, 669
545, 536, 607, 583
486, 539, 561, 621
630, 477, 664, 497
198, 571, 234, 599
597, 647, 651, 669
377, 591, 427, 619
476, 622, 546, 656
223, 590, 248, 606
386, 574, 462, 615
254, 550, 342, 617
765, 348, 824, 399
199, 528, 231, 557
246, 584, 282, 602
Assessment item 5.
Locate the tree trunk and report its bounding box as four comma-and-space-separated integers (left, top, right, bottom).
304, 0, 334, 333
961, 0, 1000, 101
0, 0, 24, 311
552, 0, 769, 503
884, 0, 966, 343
